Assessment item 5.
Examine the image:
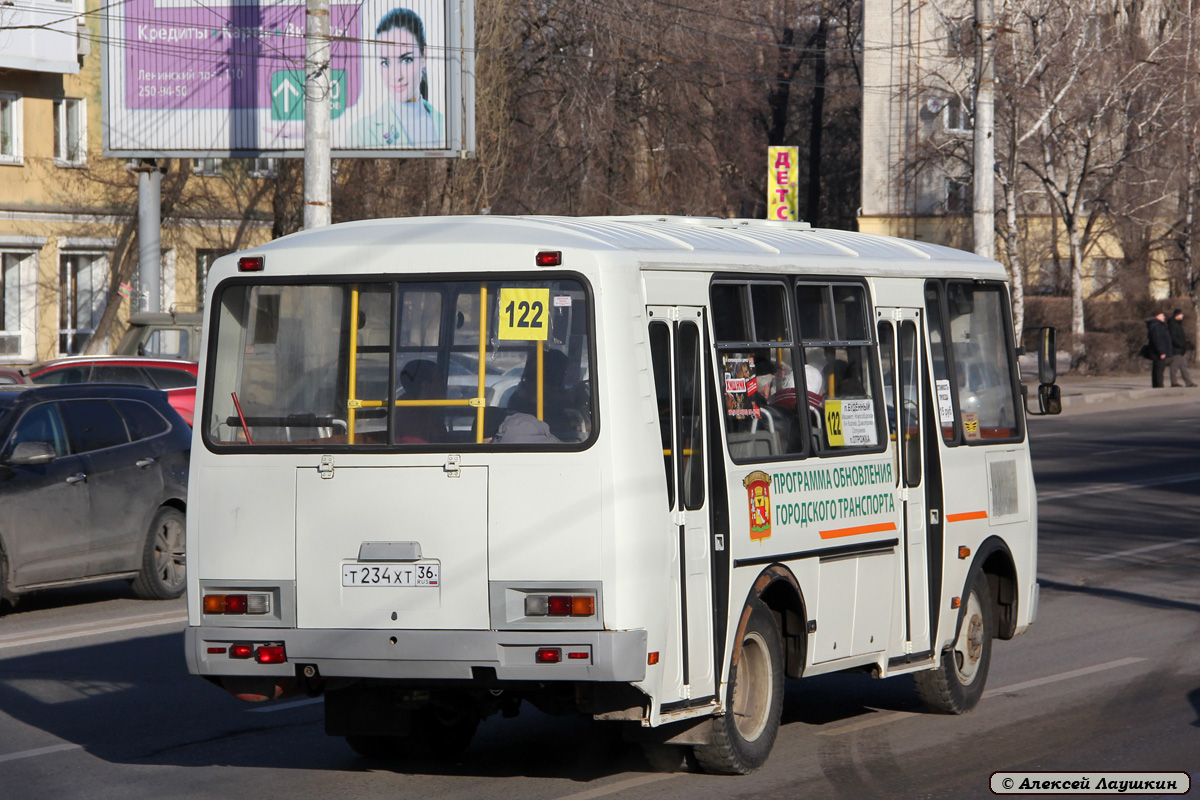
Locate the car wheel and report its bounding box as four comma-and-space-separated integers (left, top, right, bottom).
0, 545, 15, 612
914, 570, 994, 714
693, 598, 784, 774
131, 507, 186, 600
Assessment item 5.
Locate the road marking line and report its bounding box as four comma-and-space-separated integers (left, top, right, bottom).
1086, 536, 1200, 562
0, 612, 187, 650
0, 743, 83, 764
247, 696, 323, 713
1039, 472, 1200, 502
1091, 447, 1137, 456
817, 657, 1146, 736
553, 773, 677, 800
983, 657, 1145, 696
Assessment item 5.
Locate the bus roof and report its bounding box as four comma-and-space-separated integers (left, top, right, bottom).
240, 215, 1008, 281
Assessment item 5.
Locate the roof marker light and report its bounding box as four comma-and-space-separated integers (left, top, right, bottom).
535, 251, 562, 267
238, 256, 264, 272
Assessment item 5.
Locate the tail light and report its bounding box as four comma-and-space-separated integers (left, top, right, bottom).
524, 594, 596, 617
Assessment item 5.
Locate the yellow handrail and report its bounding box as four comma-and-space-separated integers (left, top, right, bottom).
347, 286, 360, 444
477, 286, 487, 442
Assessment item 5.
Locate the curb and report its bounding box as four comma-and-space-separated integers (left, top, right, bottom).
1057, 385, 1195, 408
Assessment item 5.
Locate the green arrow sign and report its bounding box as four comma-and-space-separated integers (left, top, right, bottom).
270, 70, 347, 121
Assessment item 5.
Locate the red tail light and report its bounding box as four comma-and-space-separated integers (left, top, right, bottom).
230, 643, 254, 659
535, 648, 561, 664
256, 645, 287, 664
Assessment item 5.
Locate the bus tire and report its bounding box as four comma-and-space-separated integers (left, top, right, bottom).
693, 598, 783, 775
915, 571, 993, 714
131, 507, 187, 600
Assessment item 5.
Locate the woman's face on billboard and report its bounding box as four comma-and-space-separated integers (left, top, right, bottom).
378, 28, 423, 104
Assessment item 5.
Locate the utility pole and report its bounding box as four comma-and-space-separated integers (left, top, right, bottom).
973, 0, 995, 259
136, 159, 162, 312
304, 0, 332, 229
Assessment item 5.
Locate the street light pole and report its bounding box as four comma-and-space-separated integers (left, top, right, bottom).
304, 0, 332, 229
973, 0, 995, 259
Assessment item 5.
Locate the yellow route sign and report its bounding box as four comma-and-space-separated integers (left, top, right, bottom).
498, 288, 550, 341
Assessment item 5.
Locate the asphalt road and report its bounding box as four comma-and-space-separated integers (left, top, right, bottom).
1, 398, 1198, 799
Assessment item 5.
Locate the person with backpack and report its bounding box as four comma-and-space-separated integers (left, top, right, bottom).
1145, 311, 1173, 388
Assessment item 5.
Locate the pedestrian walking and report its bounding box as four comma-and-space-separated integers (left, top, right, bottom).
1145, 311, 1173, 388
1167, 308, 1197, 387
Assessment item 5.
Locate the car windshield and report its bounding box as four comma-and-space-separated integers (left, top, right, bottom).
206, 278, 594, 449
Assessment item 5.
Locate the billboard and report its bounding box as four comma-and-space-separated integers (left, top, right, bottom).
102, 0, 474, 158
767, 146, 798, 221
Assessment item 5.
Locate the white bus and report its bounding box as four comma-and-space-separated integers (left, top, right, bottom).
185, 215, 1058, 774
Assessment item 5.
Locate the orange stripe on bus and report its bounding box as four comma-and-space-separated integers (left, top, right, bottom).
819, 522, 898, 540
946, 511, 988, 522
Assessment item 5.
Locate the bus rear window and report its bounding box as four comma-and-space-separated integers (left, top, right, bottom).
205, 278, 594, 449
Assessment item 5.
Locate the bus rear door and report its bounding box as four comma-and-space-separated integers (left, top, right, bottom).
648, 307, 716, 707
878, 308, 932, 659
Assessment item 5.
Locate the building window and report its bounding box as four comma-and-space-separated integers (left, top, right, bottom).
59, 252, 108, 355
193, 157, 223, 176
0, 251, 34, 359
193, 158, 276, 178
944, 96, 972, 134
248, 158, 277, 177
196, 249, 231, 302
0, 93, 22, 164
946, 177, 971, 214
54, 98, 86, 165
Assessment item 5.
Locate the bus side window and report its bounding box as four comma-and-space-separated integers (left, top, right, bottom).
944, 282, 1022, 443
712, 281, 805, 462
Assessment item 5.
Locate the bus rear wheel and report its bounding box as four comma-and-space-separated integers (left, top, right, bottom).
693, 598, 783, 775
915, 571, 994, 714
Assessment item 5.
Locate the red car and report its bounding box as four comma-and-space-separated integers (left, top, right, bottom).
26, 357, 198, 426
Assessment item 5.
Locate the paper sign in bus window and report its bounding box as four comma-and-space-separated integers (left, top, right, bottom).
722, 354, 761, 419
498, 288, 550, 341
936, 379, 955, 425
824, 398, 877, 447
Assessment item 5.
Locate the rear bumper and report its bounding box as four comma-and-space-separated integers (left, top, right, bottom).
186, 626, 648, 683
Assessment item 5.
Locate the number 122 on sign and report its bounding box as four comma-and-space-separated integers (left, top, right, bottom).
499, 288, 550, 340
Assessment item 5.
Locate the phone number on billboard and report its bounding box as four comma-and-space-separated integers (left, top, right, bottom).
138, 85, 189, 98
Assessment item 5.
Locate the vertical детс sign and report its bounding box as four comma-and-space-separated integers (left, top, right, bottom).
767, 146, 798, 221
102, 0, 474, 158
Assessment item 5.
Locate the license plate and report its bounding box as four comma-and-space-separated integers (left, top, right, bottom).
342, 563, 440, 587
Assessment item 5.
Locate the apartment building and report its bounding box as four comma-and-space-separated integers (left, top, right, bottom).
0, 0, 272, 363
856, 0, 1173, 302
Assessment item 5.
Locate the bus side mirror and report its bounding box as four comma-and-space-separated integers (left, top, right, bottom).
1038, 384, 1062, 415
1037, 327, 1057, 386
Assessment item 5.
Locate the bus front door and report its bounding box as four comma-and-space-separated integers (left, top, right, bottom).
648, 308, 716, 706
879, 309, 932, 658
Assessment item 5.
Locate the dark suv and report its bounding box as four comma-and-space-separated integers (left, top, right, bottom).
0, 384, 190, 609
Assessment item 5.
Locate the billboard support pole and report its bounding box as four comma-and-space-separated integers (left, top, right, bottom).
304, 0, 332, 229
137, 159, 162, 313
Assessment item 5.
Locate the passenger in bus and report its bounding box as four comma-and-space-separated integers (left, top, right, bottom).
746, 353, 800, 452
396, 359, 447, 443
492, 412, 561, 444
507, 349, 582, 440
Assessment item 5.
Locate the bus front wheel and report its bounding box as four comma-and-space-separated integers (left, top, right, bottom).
693, 598, 784, 775
915, 571, 994, 714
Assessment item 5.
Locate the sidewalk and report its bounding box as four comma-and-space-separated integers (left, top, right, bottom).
1050, 373, 1197, 410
